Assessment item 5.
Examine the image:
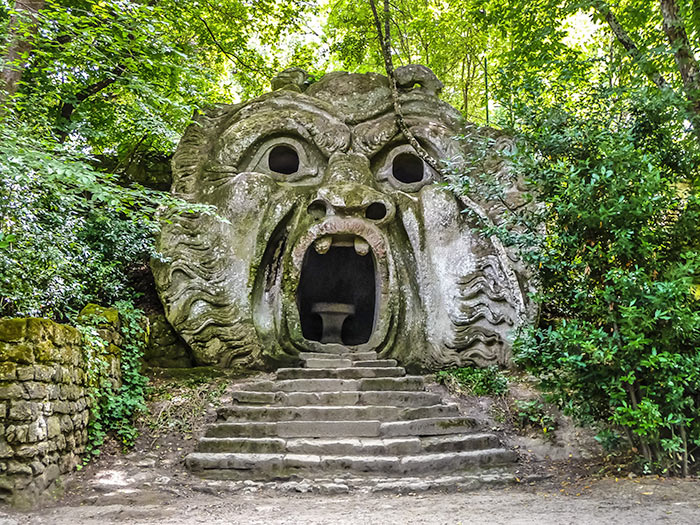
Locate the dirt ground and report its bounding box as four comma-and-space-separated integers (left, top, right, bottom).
2, 475, 699, 524
2, 372, 699, 524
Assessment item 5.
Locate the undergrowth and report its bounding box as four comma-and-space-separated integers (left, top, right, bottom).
435, 366, 509, 396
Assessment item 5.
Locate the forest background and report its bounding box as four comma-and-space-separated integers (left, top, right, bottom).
1, 0, 699, 475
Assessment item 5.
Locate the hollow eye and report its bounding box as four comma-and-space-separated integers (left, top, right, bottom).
269, 145, 299, 175
374, 144, 434, 192
392, 152, 424, 184
242, 136, 322, 183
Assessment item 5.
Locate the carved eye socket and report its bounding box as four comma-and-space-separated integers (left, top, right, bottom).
243, 136, 322, 182
392, 152, 424, 184
269, 145, 299, 175
374, 144, 434, 191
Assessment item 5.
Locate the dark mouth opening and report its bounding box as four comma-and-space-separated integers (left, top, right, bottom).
297, 241, 377, 346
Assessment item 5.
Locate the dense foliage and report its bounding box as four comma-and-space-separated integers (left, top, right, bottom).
0, 0, 312, 320
503, 84, 700, 474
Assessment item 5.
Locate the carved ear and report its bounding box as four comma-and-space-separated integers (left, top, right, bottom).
394, 65, 443, 96
271, 67, 313, 92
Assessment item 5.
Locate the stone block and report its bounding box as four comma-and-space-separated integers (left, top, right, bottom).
16, 366, 34, 381
6, 461, 32, 475
0, 343, 34, 365
9, 401, 39, 421
33, 365, 54, 382
33, 340, 61, 363
47, 417, 61, 439
14, 444, 41, 459
0, 318, 27, 343
29, 460, 45, 476
55, 434, 66, 451
26, 417, 47, 443
0, 383, 24, 400
78, 304, 120, 331
59, 415, 73, 433
5, 424, 28, 443
0, 362, 17, 381
0, 439, 13, 459
23, 382, 47, 400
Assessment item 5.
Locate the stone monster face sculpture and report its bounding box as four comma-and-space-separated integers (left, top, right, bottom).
152, 66, 534, 371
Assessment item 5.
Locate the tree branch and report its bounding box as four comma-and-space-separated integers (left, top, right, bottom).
56, 64, 125, 141
197, 16, 266, 75
590, 0, 670, 90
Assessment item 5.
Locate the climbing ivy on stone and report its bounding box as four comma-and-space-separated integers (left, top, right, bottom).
76, 301, 148, 458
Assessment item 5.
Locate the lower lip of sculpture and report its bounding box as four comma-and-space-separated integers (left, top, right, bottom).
296, 235, 378, 346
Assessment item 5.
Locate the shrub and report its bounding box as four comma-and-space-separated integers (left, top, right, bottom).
459, 85, 700, 474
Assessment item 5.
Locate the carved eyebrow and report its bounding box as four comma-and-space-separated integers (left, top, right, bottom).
213, 95, 351, 169
352, 113, 454, 159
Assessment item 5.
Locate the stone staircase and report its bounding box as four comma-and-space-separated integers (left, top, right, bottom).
185, 350, 518, 482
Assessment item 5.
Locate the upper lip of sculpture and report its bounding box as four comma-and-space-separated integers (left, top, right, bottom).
291, 216, 388, 267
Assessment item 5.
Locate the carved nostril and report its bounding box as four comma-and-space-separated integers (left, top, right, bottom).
365, 202, 387, 221
307, 200, 327, 219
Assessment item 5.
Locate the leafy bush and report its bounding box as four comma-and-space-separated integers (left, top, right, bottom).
435, 366, 509, 396
476, 85, 700, 474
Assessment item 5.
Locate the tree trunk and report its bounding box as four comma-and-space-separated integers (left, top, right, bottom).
0, 0, 46, 106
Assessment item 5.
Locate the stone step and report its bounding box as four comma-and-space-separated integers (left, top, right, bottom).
206, 420, 383, 438
276, 367, 406, 380
300, 351, 378, 361
275, 391, 445, 407
230, 391, 277, 404
301, 345, 374, 356
304, 358, 352, 369
197, 433, 500, 456
185, 448, 517, 478
302, 358, 397, 369
353, 359, 398, 367
216, 404, 461, 422
379, 417, 479, 437
241, 376, 425, 393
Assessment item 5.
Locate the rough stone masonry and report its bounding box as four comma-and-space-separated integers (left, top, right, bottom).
0, 314, 120, 508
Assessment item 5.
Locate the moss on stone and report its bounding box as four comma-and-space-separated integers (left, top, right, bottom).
0, 319, 27, 343
78, 304, 120, 330
0, 342, 35, 365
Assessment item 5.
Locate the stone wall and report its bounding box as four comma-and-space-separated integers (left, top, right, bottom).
0, 317, 118, 507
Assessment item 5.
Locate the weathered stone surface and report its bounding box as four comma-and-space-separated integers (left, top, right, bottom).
277, 420, 381, 438
152, 65, 535, 371
276, 367, 405, 380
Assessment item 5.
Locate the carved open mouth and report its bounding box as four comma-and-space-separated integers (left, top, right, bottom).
297, 234, 377, 346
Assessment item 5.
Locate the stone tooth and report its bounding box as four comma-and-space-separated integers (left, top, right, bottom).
314, 236, 332, 254
354, 237, 370, 256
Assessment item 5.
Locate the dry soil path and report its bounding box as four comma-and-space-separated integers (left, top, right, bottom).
1, 476, 699, 524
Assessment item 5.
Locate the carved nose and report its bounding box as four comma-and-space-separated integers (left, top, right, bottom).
307, 193, 392, 223
306, 152, 395, 223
